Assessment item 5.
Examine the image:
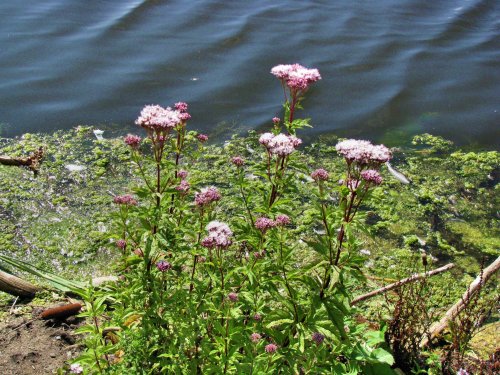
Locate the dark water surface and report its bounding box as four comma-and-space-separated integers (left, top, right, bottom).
1, 0, 499, 148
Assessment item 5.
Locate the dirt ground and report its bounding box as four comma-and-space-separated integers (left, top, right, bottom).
0, 304, 82, 375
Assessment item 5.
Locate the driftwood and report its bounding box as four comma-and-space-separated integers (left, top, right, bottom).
0, 269, 41, 297
421, 256, 500, 348
0, 146, 44, 175
351, 263, 455, 306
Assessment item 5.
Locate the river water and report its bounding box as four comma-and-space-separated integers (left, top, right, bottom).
0, 0, 499, 148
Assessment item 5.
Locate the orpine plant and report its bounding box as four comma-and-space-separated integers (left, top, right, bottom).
73, 65, 396, 374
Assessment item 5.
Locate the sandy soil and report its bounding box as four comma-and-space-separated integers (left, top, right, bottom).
0, 305, 82, 375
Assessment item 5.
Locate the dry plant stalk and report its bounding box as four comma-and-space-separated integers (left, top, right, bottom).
0, 146, 44, 175
422, 256, 500, 348
351, 263, 454, 306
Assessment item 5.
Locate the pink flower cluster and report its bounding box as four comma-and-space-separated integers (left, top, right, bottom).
194, 187, 221, 206
254, 215, 290, 232
135, 104, 185, 131
156, 260, 172, 272
175, 169, 190, 192
113, 194, 138, 206
259, 133, 302, 156
275, 214, 291, 226
175, 180, 190, 193
231, 156, 245, 167
227, 292, 238, 302
250, 333, 262, 343
69, 363, 83, 374
335, 139, 391, 165
255, 217, 276, 232
271, 63, 321, 91
201, 221, 233, 249
124, 134, 141, 148
265, 343, 278, 354
174, 102, 191, 121
116, 239, 127, 249
197, 134, 209, 143
360, 169, 383, 185
311, 168, 329, 181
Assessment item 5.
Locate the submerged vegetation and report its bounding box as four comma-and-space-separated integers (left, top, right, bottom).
0, 65, 498, 374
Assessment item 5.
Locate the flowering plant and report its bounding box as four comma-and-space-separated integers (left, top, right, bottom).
73, 65, 396, 374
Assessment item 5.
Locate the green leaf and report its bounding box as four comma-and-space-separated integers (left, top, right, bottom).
266, 318, 294, 329
0, 254, 86, 295
370, 348, 395, 366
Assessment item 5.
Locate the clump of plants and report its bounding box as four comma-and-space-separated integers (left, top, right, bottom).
70, 64, 398, 374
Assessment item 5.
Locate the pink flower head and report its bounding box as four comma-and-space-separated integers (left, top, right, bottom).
231, 156, 245, 167
116, 239, 127, 249
289, 135, 302, 148
255, 217, 276, 233
202, 221, 233, 249
311, 168, 329, 181
275, 214, 291, 226
265, 343, 278, 354
259, 132, 274, 148
178, 170, 188, 179
174, 102, 188, 112
113, 194, 138, 206
335, 139, 392, 165
194, 186, 221, 206
156, 260, 172, 272
312, 332, 325, 345
271, 63, 321, 91
135, 104, 182, 131
250, 333, 262, 343
124, 134, 141, 148
197, 134, 209, 143
260, 133, 302, 156
227, 292, 238, 302
360, 169, 383, 185
178, 112, 191, 122
70, 363, 84, 374
175, 180, 190, 193
272, 117, 280, 125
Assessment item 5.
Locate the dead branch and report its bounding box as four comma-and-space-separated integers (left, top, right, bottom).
0, 269, 41, 297
351, 263, 455, 306
421, 256, 500, 348
40, 303, 82, 320
0, 146, 44, 175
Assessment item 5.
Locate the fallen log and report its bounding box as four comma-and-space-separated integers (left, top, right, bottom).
351, 263, 455, 306
0, 146, 44, 175
421, 256, 500, 348
0, 269, 41, 297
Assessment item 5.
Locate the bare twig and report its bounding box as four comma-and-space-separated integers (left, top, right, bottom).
0, 146, 44, 175
9, 296, 19, 314
351, 263, 455, 306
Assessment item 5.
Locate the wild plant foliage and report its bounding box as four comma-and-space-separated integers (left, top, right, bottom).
72, 65, 396, 374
